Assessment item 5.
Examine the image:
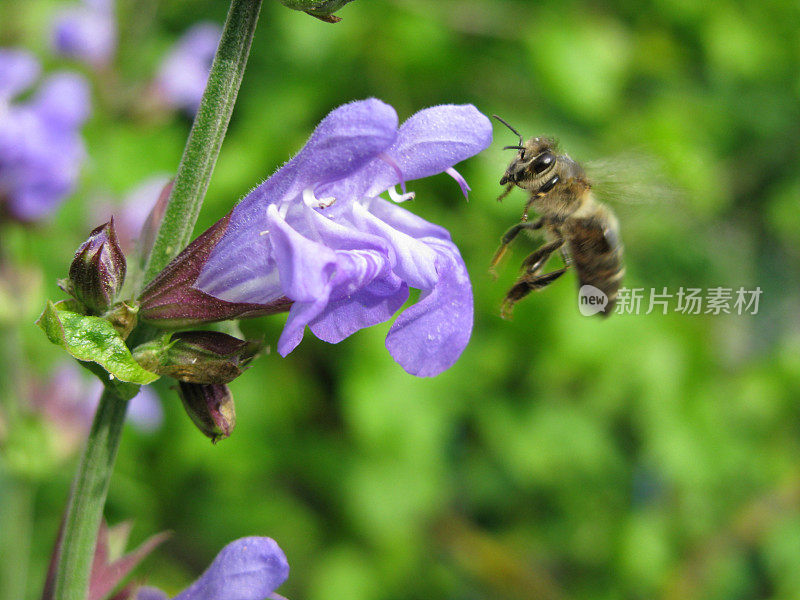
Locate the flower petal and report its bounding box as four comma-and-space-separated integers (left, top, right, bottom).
173, 537, 289, 600
198, 99, 398, 298
365, 104, 491, 197
275, 218, 395, 354
310, 274, 409, 344
385, 238, 473, 377
135, 587, 169, 600
351, 202, 439, 289
235, 98, 398, 215
304, 202, 392, 253
1, 96, 87, 221
33, 72, 91, 129
322, 104, 491, 201
51, 6, 116, 67
0, 48, 40, 99
365, 195, 450, 241
267, 204, 337, 302
277, 297, 327, 356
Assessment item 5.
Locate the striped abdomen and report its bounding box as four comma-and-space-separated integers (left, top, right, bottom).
565, 204, 624, 317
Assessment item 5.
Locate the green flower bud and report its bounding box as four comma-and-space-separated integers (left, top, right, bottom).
177, 382, 235, 442
278, 0, 356, 22
133, 331, 260, 384
68, 219, 127, 315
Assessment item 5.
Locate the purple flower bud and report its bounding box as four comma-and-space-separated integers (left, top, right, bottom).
154, 23, 221, 115
51, 0, 116, 68
177, 382, 235, 442
68, 219, 127, 314
133, 331, 260, 384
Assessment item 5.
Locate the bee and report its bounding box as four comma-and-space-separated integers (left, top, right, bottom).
491, 115, 624, 318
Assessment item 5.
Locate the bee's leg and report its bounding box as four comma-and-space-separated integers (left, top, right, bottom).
522, 197, 535, 222
501, 267, 569, 319
501, 236, 568, 319
496, 183, 515, 203
559, 247, 572, 266
519, 237, 564, 274
489, 218, 544, 278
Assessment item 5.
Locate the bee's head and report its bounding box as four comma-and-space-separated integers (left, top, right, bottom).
493, 116, 558, 188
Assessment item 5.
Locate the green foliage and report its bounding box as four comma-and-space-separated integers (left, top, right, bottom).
36, 301, 158, 391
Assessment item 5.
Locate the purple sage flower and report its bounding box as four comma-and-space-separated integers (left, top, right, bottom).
51, 0, 116, 68
0, 49, 90, 222
191, 99, 492, 377
135, 537, 289, 600
154, 23, 221, 115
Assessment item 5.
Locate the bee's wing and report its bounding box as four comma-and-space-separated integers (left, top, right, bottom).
584, 153, 682, 207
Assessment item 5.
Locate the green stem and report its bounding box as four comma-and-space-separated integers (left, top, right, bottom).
142, 0, 263, 285
0, 475, 33, 600
51, 3, 263, 598
51, 389, 128, 600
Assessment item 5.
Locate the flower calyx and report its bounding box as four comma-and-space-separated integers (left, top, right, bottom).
137, 216, 292, 328
132, 330, 260, 385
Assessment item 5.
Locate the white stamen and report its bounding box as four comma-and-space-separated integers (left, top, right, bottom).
303, 187, 336, 209
388, 185, 415, 203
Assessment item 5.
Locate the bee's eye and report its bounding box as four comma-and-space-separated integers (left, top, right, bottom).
531, 152, 554, 174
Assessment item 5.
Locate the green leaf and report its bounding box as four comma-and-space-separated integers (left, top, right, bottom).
278, 0, 354, 22
36, 301, 159, 386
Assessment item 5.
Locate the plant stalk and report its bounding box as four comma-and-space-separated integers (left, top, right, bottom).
51, 1, 263, 598
50, 389, 128, 600
142, 0, 263, 285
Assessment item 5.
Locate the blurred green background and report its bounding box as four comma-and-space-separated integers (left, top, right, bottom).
2, 0, 800, 598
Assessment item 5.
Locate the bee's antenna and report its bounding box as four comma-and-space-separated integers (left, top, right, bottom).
492, 115, 524, 147
502, 145, 526, 151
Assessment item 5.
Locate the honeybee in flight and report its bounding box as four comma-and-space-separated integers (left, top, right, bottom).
491, 116, 624, 318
